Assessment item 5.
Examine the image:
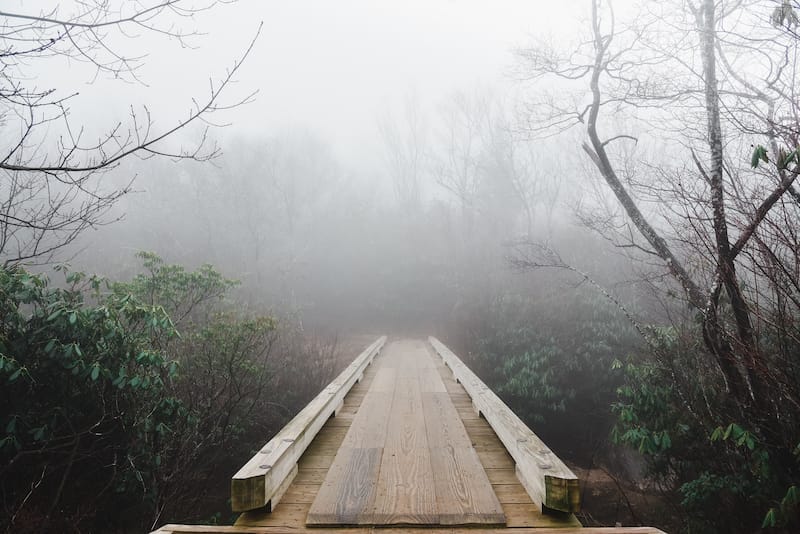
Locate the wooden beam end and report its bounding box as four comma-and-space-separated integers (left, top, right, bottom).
230, 474, 267, 512
545, 475, 581, 513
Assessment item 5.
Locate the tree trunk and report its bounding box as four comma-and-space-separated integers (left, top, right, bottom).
696, 0, 766, 409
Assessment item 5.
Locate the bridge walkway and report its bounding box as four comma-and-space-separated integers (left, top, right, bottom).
151, 337, 666, 534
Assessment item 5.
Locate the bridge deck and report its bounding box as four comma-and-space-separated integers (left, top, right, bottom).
307, 339, 505, 526
152, 338, 666, 534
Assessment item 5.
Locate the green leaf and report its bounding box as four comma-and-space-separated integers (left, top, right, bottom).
723, 423, 735, 440
751, 145, 769, 168
780, 148, 798, 169
90, 364, 100, 381
762, 507, 777, 528
783, 485, 799, 507
69, 311, 77, 325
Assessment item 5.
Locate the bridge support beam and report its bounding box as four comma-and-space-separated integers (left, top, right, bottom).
429, 336, 581, 514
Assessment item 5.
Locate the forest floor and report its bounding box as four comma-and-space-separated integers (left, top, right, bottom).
570, 462, 677, 532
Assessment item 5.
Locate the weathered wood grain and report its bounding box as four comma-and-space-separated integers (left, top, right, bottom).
429, 446, 505, 524
371, 445, 438, 524
422, 392, 472, 449
339, 392, 393, 449
279, 483, 318, 504
230, 336, 385, 512
369, 351, 438, 524
306, 447, 383, 524
419, 366, 447, 392
309, 339, 505, 526
422, 391, 505, 525
429, 336, 580, 513
307, 348, 397, 525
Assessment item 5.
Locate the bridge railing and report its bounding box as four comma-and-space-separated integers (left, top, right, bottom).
230, 336, 387, 512
429, 336, 580, 514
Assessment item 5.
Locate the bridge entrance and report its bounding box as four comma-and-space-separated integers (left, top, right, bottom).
152, 337, 666, 534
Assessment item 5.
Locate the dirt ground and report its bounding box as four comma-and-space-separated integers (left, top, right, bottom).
568, 462, 677, 531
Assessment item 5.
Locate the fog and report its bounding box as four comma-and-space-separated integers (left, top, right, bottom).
50, 0, 645, 333
4, 1, 800, 532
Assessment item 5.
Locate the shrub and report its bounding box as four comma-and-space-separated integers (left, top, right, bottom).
0, 265, 186, 532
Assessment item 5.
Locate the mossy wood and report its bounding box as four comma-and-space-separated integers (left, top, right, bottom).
428, 336, 581, 513
230, 336, 387, 512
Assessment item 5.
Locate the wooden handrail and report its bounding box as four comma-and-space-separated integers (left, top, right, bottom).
428, 336, 580, 513
231, 336, 387, 512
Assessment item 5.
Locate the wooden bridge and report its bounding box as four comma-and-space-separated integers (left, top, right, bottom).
151, 337, 665, 534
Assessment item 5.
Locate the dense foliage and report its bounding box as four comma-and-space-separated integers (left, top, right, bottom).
450, 285, 640, 461
0, 254, 334, 533
0, 265, 185, 531
612, 321, 800, 532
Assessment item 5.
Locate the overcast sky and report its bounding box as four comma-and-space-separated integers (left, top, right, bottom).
19, 0, 605, 173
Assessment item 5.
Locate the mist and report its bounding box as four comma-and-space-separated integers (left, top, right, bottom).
3, 1, 800, 533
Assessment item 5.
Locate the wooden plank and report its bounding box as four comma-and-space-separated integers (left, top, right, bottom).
231, 336, 386, 512
485, 468, 522, 485
294, 469, 326, 484
370, 368, 438, 524
369, 367, 396, 392
151, 525, 666, 534
429, 336, 580, 513
307, 361, 396, 524
477, 449, 516, 469
502, 503, 582, 528
339, 392, 393, 448
297, 454, 336, 469
422, 393, 471, 449
422, 391, 505, 525
492, 483, 533, 504
371, 446, 438, 524
280, 484, 319, 504
237, 503, 313, 529
429, 446, 505, 525
305, 447, 383, 525
419, 369, 447, 392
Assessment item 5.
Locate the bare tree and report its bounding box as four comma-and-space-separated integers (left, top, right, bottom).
0, 1, 260, 264
378, 93, 428, 212
480, 100, 563, 239
432, 90, 489, 232
516, 0, 800, 416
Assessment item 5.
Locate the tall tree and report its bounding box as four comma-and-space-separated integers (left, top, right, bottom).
518, 0, 800, 412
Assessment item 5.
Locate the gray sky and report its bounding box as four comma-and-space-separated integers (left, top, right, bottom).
36, 0, 595, 173
223, 0, 585, 164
